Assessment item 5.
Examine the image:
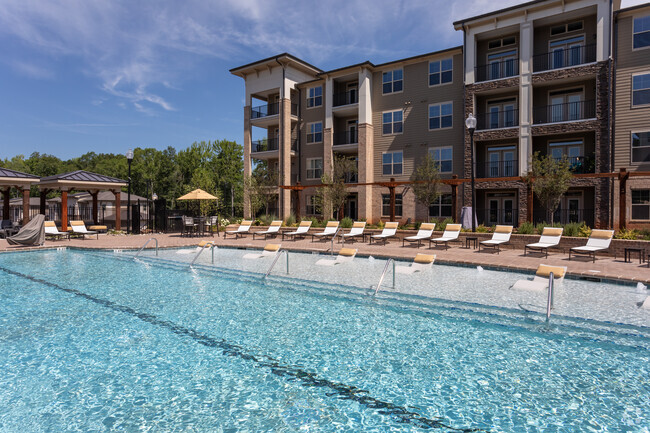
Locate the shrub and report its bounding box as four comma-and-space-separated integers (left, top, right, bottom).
578, 224, 592, 238
475, 224, 490, 233
414, 221, 422, 230
340, 217, 353, 229
436, 217, 455, 232
615, 228, 639, 240
563, 222, 583, 237
377, 220, 385, 230
517, 221, 534, 234
640, 227, 650, 241
258, 214, 278, 226
284, 213, 296, 227
219, 217, 231, 228
535, 221, 562, 234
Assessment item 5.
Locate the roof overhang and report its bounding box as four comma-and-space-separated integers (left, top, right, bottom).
0, 176, 40, 189
230, 53, 323, 78
37, 180, 127, 190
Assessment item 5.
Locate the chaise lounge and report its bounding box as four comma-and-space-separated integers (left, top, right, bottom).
524, 227, 563, 259
568, 229, 614, 263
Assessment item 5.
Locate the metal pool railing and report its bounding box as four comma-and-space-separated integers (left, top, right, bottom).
546, 272, 555, 324
373, 258, 396, 296
264, 250, 289, 280
190, 242, 216, 267
134, 238, 158, 259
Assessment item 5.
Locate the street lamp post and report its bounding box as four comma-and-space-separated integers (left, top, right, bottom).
126, 149, 133, 234
465, 114, 477, 233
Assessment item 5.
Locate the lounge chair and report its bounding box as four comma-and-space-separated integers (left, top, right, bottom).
44, 221, 69, 241
315, 247, 357, 266
395, 253, 436, 274
524, 227, 563, 258
252, 220, 282, 240
70, 220, 98, 239
311, 221, 340, 242
282, 220, 312, 241
341, 221, 367, 244
478, 225, 513, 254
429, 224, 462, 250
369, 222, 399, 245
511, 264, 567, 291
402, 223, 435, 248
568, 229, 614, 263
224, 220, 252, 239
243, 243, 281, 259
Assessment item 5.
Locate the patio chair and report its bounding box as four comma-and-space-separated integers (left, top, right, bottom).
402, 223, 435, 248
281, 220, 312, 241
524, 227, 563, 259
478, 225, 513, 254
0, 219, 19, 239
341, 221, 367, 244
252, 220, 282, 240
315, 248, 357, 266
395, 253, 436, 274
243, 243, 281, 259
511, 264, 567, 291
182, 216, 199, 237
224, 220, 252, 239
70, 220, 98, 240
369, 222, 399, 245
204, 216, 219, 237
311, 221, 340, 242
429, 224, 462, 250
44, 221, 69, 241
568, 229, 614, 263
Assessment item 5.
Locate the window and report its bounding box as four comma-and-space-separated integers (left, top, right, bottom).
429, 194, 452, 218
429, 147, 453, 173
307, 86, 322, 107
550, 21, 583, 36
382, 110, 403, 135
487, 50, 517, 79
382, 69, 403, 94
307, 122, 323, 143
306, 195, 319, 215
632, 190, 650, 220
429, 103, 453, 130
486, 146, 516, 177
549, 140, 584, 167
306, 158, 323, 180
633, 15, 650, 49
633, 73, 650, 106
382, 194, 403, 217
382, 151, 403, 175
549, 36, 585, 68
548, 88, 584, 122
486, 98, 517, 128
429, 58, 453, 86
632, 131, 650, 163
488, 36, 516, 50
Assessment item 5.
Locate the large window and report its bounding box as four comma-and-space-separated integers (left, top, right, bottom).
382, 151, 403, 175
382, 194, 403, 217
382, 110, 403, 135
633, 73, 650, 106
382, 69, 403, 94
307, 122, 323, 143
429, 194, 452, 218
429, 58, 453, 86
306, 158, 323, 180
429, 147, 453, 173
306, 195, 319, 215
632, 131, 650, 163
487, 49, 517, 79
549, 140, 583, 162
633, 15, 650, 49
632, 190, 650, 220
307, 86, 322, 107
550, 35, 585, 68
429, 102, 453, 130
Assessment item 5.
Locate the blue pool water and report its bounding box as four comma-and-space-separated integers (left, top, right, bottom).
1, 249, 649, 432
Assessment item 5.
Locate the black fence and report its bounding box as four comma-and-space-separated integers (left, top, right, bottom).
476, 208, 519, 228
532, 44, 596, 72
475, 58, 519, 82
533, 208, 595, 227
333, 130, 358, 146
476, 159, 518, 178
476, 109, 519, 130
533, 100, 596, 124
251, 138, 297, 153
251, 102, 279, 119
333, 91, 358, 107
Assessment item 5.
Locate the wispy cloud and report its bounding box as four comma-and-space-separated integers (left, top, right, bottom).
8, 59, 54, 79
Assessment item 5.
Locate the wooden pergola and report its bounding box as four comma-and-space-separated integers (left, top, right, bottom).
0, 168, 40, 224
37, 170, 127, 230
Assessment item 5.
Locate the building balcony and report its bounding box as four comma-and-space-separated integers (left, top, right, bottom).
250, 102, 298, 127
532, 44, 596, 73
532, 100, 596, 125
476, 109, 519, 130
476, 159, 518, 178
250, 138, 297, 159
559, 156, 595, 174
333, 91, 358, 107
332, 130, 358, 153
475, 58, 519, 82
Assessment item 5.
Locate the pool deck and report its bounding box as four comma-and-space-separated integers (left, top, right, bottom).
2, 232, 650, 284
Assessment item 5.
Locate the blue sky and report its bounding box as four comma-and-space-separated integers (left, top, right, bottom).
0, 0, 646, 160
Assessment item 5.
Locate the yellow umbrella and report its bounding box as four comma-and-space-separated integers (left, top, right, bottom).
177, 189, 218, 200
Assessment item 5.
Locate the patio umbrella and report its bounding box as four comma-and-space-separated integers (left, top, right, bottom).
177, 189, 218, 201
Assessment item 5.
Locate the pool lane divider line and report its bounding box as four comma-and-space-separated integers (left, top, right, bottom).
0, 265, 488, 433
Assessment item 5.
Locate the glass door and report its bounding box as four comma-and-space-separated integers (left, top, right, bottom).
347, 82, 358, 105
347, 120, 358, 144
488, 199, 499, 225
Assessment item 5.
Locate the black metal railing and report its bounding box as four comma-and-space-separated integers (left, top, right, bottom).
476, 109, 519, 130
477, 208, 519, 228
533, 44, 596, 72
251, 138, 297, 153
533, 208, 594, 227
476, 159, 518, 178
291, 103, 298, 116
251, 102, 279, 119
552, 156, 595, 174
476, 58, 519, 82
333, 130, 358, 146
333, 91, 358, 107
533, 100, 596, 124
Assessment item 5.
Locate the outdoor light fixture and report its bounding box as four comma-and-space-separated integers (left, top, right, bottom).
465, 114, 477, 233
126, 149, 133, 234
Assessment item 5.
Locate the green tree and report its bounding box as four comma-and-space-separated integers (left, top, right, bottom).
525, 152, 573, 224
405, 154, 441, 221
317, 155, 357, 219
250, 161, 279, 216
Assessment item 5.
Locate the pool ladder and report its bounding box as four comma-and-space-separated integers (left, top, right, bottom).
372, 258, 396, 296
263, 250, 289, 280
190, 242, 216, 267
545, 272, 555, 324
329, 227, 341, 256
133, 238, 158, 259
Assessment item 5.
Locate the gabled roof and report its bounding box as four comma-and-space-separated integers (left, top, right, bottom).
453, 0, 546, 28
40, 170, 126, 184
0, 167, 39, 179
38, 170, 127, 190
230, 53, 323, 77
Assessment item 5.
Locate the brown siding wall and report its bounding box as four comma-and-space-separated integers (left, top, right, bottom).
300, 81, 326, 185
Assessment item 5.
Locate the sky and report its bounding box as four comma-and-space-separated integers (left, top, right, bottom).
0, 0, 647, 161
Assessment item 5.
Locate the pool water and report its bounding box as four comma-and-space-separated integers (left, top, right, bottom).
0, 249, 649, 432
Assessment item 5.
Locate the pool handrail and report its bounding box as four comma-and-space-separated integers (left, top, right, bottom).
372, 258, 396, 296
134, 238, 158, 259
545, 272, 554, 323
263, 249, 289, 280
330, 226, 341, 256
190, 241, 217, 267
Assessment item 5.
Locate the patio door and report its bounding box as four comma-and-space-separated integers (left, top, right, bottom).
487, 145, 516, 177
347, 82, 358, 105
347, 120, 358, 144
487, 194, 515, 225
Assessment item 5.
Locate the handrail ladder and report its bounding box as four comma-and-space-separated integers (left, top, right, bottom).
134, 238, 158, 259
372, 258, 396, 296
190, 242, 216, 267
545, 272, 554, 323
263, 250, 289, 280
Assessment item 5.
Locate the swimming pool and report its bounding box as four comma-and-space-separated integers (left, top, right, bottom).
1, 248, 649, 432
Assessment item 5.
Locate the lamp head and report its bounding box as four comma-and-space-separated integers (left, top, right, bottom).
126, 149, 134, 161
465, 114, 477, 131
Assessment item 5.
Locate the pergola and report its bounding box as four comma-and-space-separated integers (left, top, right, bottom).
0, 168, 40, 223
37, 170, 127, 230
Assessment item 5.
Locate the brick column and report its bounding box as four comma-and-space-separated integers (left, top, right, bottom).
243, 105, 252, 218
22, 188, 30, 224
323, 127, 333, 178
61, 190, 68, 230
113, 190, 121, 231
358, 123, 374, 222
279, 97, 292, 219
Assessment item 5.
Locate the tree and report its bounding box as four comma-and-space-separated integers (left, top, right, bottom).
525, 152, 573, 224
405, 154, 441, 221
317, 155, 357, 219
249, 161, 279, 216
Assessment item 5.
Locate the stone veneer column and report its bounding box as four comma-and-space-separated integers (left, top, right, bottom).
243, 105, 252, 218
279, 97, 292, 219
323, 128, 333, 178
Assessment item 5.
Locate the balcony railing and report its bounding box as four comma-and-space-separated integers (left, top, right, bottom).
476, 109, 519, 130
533, 208, 594, 227
476, 159, 518, 178
251, 138, 297, 153
533, 44, 596, 73
250, 102, 298, 119
477, 208, 519, 227
533, 100, 596, 124
476, 58, 519, 82
333, 130, 358, 146
554, 156, 595, 174
333, 91, 358, 107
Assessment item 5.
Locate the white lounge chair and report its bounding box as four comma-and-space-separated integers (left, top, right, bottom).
395, 253, 436, 274
224, 220, 252, 239
511, 264, 567, 291
282, 220, 312, 241
70, 220, 98, 239
252, 220, 282, 240
341, 221, 367, 244
315, 248, 357, 266
312, 221, 340, 242
44, 221, 69, 241
402, 223, 435, 248
568, 229, 614, 262
243, 243, 281, 259
478, 225, 513, 254
429, 224, 462, 250
525, 227, 563, 259
370, 222, 399, 245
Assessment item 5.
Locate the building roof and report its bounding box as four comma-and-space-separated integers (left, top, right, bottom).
230, 53, 323, 76
0, 167, 40, 179
40, 170, 126, 183
615, 2, 650, 16
453, 0, 546, 28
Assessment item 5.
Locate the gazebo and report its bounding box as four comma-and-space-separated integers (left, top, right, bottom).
0, 168, 40, 224
37, 170, 128, 230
